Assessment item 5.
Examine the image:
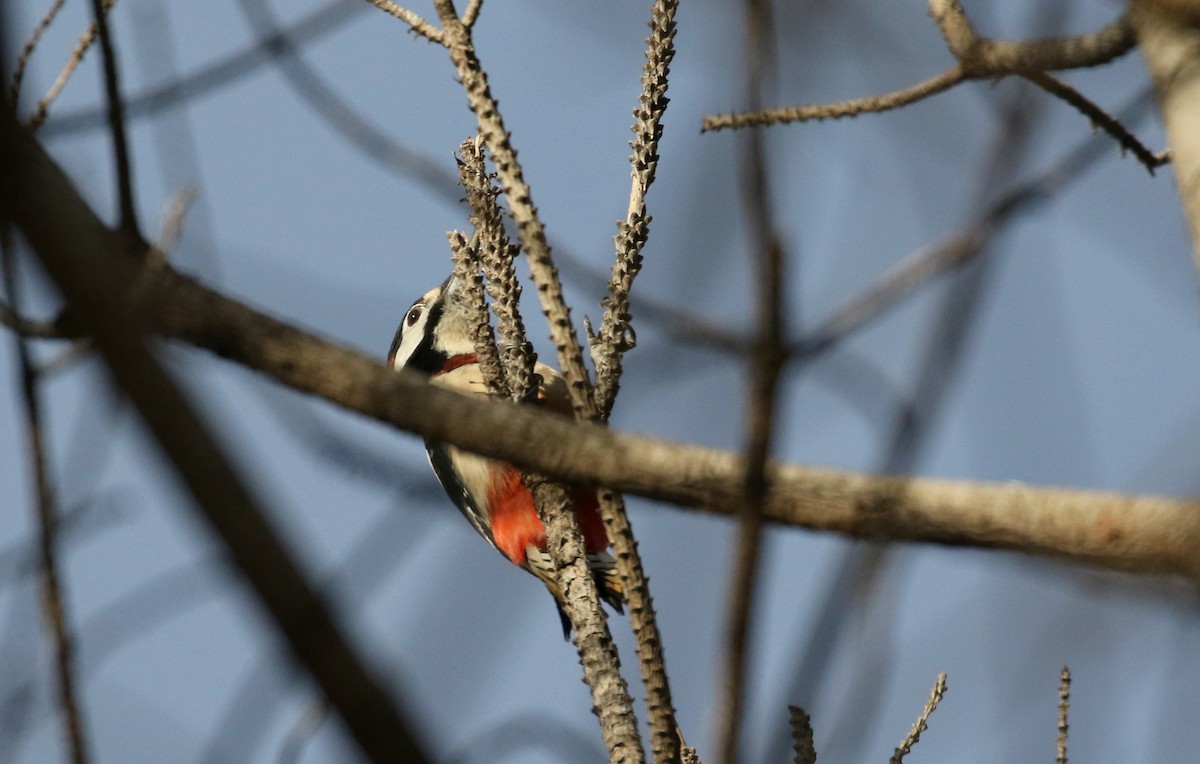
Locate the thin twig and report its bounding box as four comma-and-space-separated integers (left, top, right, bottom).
10, 0, 68, 104
702, 67, 966, 132
718, 0, 787, 762
362, 0, 445, 44
1022, 71, 1165, 174
703, 5, 1149, 170
1057, 665, 1070, 764
593, 0, 679, 420
30, 0, 117, 130
889, 673, 948, 764
2, 234, 90, 764
88, 0, 141, 240
788, 706, 816, 764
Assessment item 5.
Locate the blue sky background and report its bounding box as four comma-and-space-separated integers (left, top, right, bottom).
4, 0, 1200, 761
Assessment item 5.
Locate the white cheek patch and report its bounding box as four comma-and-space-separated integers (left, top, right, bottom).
391, 309, 428, 370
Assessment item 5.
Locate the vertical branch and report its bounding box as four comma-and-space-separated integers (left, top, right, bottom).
457, 137, 537, 400
1057, 665, 1070, 764
592, 0, 679, 421
87, 0, 142, 241
718, 0, 788, 762
433, 0, 597, 419
530, 481, 645, 764
2, 237, 90, 764
430, 9, 644, 760
590, 1, 683, 759
448, 231, 507, 393
787, 706, 816, 764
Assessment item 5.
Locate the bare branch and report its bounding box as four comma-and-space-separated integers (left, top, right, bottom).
2, 236, 90, 764
593, 0, 679, 420
889, 673, 947, 764
1022, 71, 1165, 173
0, 297, 65, 338
457, 137, 536, 400
788, 706, 816, 764
528, 480, 645, 763
362, 0, 444, 44
10, 0, 67, 104
8, 123, 1200, 590
702, 67, 966, 132
87, 0, 142, 240
449, 230, 507, 392
433, 0, 597, 419
703, 4, 1147, 169
30, 0, 116, 130
1057, 666, 1070, 764
1, 112, 430, 764
718, 2, 787, 762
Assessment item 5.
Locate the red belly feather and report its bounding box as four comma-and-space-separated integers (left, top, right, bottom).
486, 465, 609, 567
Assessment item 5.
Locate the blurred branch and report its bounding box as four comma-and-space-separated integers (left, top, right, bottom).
701, 5, 1158, 173
6, 119, 1200, 596
88, 0, 142, 240
1132, 2, 1200, 266
2, 235, 89, 764
234, 0, 459, 201
718, 0, 787, 761
29, 0, 115, 130
0, 297, 65, 338
1, 112, 429, 764
10, 0, 67, 104
888, 673, 947, 764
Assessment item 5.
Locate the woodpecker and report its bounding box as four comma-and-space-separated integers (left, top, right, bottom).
388, 275, 623, 636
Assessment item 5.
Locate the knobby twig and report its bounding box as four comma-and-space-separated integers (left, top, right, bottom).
362, 0, 444, 44
702, 4, 1159, 173
88, 0, 141, 239
702, 66, 967, 130
576, 0, 684, 759
456, 137, 536, 400
718, 1, 787, 762
10, 0, 67, 104
2, 112, 430, 764
592, 0, 679, 421
449, 232, 507, 392
1057, 666, 1070, 764
2, 235, 90, 764
889, 673, 948, 764
431, 0, 598, 420
450, 139, 644, 761
1021, 71, 1166, 171
788, 706, 816, 764
30, 0, 116, 130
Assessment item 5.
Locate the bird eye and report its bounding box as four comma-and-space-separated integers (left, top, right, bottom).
406, 306, 423, 327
